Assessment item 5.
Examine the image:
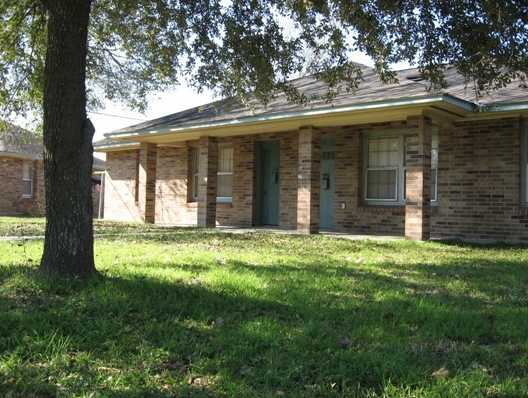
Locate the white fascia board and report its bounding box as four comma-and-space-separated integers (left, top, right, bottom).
0, 152, 41, 160
92, 142, 139, 151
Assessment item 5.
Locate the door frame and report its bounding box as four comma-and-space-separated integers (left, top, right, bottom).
257, 140, 280, 226
320, 134, 335, 229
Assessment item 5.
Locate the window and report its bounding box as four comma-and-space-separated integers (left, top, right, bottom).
364, 135, 405, 204
22, 162, 33, 198
364, 133, 438, 205
189, 147, 199, 202
431, 133, 438, 203
522, 122, 528, 206
134, 150, 140, 203
217, 146, 233, 202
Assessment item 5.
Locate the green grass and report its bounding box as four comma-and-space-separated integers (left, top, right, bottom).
0, 217, 527, 397
0, 216, 189, 237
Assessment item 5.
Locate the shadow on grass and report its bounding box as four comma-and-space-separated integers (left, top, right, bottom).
0, 241, 527, 397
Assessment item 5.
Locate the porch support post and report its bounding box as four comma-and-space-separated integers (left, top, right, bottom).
297, 125, 321, 234
197, 136, 218, 228
405, 115, 432, 240
138, 142, 157, 223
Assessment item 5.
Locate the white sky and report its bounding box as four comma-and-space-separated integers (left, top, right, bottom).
88, 85, 215, 143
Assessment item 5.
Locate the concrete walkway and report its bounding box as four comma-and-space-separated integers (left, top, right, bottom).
216, 226, 404, 241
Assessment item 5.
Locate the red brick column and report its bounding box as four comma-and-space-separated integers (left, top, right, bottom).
297, 126, 321, 234
405, 115, 432, 240
197, 136, 218, 228
138, 142, 157, 223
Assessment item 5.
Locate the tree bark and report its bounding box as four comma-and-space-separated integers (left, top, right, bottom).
39, 0, 96, 278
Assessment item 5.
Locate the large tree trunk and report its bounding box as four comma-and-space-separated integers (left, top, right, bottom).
39, 0, 96, 278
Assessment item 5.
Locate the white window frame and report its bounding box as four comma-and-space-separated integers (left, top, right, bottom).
189, 147, 199, 202
522, 122, 528, 206
431, 132, 438, 203
217, 145, 233, 203
364, 134, 405, 205
134, 150, 140, 203
22, 162, 33, 198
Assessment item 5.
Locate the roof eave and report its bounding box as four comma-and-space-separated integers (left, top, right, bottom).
487, 101, 528, 113
0, 151, 41, 160
105, 94, 476, 143
93, 141, 139, 152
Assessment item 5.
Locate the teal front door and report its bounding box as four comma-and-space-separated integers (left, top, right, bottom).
320, 135, 335, 229
259, 140, 280, 225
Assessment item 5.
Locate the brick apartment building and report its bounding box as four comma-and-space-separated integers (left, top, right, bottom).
1, 123, 105, 217
94, 65, 528, 243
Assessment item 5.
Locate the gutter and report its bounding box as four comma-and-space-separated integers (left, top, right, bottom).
93, 141, 139, 151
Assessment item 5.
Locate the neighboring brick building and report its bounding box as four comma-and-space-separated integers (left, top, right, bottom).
0, 123, 105, 217
94, 65, 528, 243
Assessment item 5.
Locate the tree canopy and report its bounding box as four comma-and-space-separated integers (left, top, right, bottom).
0, 0, 526, 277
2, 0, 526, 121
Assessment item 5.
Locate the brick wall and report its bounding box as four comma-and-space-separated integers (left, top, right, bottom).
0, 156, 101, 217
279, 131, 299, 229
197, 136, 218, 227
332, 122, 407, 236
297, 126, 321, 233
333, 125, 360, 231
155, 146, 197, 225
214, 131, 300, 229
432, 117, 528, 242
104, 150, 143, 222
103, 116, 528, 242
221, 136, 253, 227
405, 115, 432, 240
0, 157, 45, 215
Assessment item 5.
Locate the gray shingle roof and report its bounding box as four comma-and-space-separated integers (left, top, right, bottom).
96, 64, 527, 141
0, 122, 42, 158
1, 121, 106, 170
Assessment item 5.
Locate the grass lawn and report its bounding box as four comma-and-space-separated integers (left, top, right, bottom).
0, 217, 527, 397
